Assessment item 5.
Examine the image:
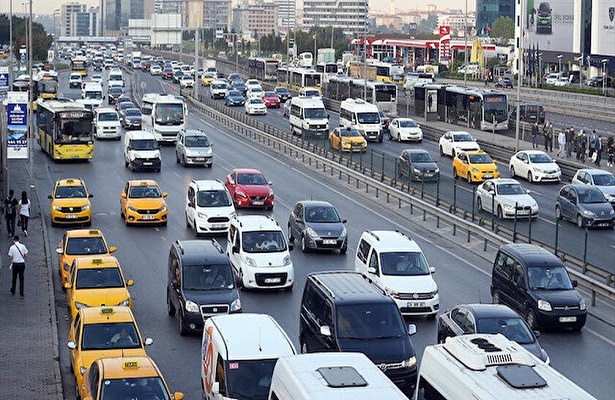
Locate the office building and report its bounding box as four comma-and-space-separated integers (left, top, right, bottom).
476, 0, 514, 36
101, 0, 154, 34
232, 3, 278, 38
61, 3, 86, 36
302, 0, 368, 36
274, 0, 296, 31
202, 0, 232, 31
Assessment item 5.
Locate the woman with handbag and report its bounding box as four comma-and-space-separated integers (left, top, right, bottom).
17, 191, 30, 237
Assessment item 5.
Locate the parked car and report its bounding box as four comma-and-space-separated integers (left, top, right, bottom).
476, 178, 538, 219
555, 184, 614, 229
509, 150, 561, 183
396, 149, 440, 181
287, 200, 347, 253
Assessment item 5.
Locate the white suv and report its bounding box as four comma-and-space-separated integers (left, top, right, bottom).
226, 215, 294, 291
355, 230, 439, 317
185, 179, 235, 235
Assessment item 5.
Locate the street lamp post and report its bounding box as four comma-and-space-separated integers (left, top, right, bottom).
557, 54, 562, 73
601, 59, 608, 97
463, 0, 468, 87
27, 0, 33, 188
514, 0, 525, 152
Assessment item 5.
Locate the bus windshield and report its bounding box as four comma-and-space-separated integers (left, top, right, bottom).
155, 103, 184, 125
225, 359, 277, 400
39, 80, 58, 93
304, 75, 321, 87
483, 95, 508, 123
375, 86, 397, 102
57, 120, 92, 143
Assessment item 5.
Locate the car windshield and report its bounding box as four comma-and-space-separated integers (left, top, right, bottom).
130, 139, 158, 151
66, 237, 107, 255
196, 190, 231, 207
336, 304, 406, 339
185, 135, 210, 147
304, 206, 341, 223
592, 173, 615, 186
453, 133, 474, 142
409, 152, 433, 163
265, 92, 277, 98
98, 112, 118, 122
125, 109, 141, 117
241, 231, 286, 253
228, 90, 242, 97
109, 88, 123, 95
182, 264, 234, 290
528, 265, 573, 290
357, 112, 380, 124
399, 120, 418, 128
577, 187, 607, 204
529, 153, 553, 163
476, 317, 534, 344
250, 98, 264, 104
120, 102, 135, 110
99, 378, 170, 400
81, 322, 141, 350
276, 88, 290, 94
303, 90, 320, 97
76, 268, 124, 289
84, 91, 102, 100
469, 154, 493, 164
497, 183, 526, 195
380, 251, 431, 276
55, 185, 86, 198
129, 185, 161, 198
237, 173, 267, 185
213, 83, 228, 89
339, 128, 361, 137
225, 359, 277, 400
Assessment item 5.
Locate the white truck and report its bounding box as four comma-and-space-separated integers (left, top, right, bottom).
129, 51, 142, 69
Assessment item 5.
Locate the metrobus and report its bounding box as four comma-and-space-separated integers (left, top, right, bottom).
37, 100, 94, 160
325, 76, 399, 116
248, 57, 279, 81
297, 52, 313, 67
141, 93, 187, 143
71, 56, 87, 76
314, 62, 340, 83
414, 83, 509, 131
276, 67, 323, 92
33, 71, 59, 101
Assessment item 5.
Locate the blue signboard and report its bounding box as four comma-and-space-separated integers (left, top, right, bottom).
0, 69, 8, 91
7, 102, 27, 129
6, 91, 29, 159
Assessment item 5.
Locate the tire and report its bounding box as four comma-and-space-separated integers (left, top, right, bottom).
497, 206, 504, 219
467, 173, 472, 184
177, 310, 188, 336
185, 212, 191, 228
477, 197, 483, 211
378, 134, 383, 143
525, 309, 537, 330
237, 269, 245, 290
555, 205, 563, 220
577, 214, 585, 228
167, 290, 176, 316
340, 246, 347, 255
182, 155, 187, 166
301, 235, 309, 253
175, 152, 180, 163
510, 165, 515, 177
492, 290, 501, 304
388, 130, 392, 140
288, 225, 294, 242
397, 134, 401, 143
439, 145, 444, 156
527, 171, 533, 183
453, 168, 458, 180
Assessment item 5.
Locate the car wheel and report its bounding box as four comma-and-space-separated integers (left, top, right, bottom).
397, 134, 401, 143
237, 269, 245, 290
175, 152, 180, 163
510, 165, 515, 177
439, 145, 444, 156
493, 290, 501, 304
388, 130, 392, 140
467, 173, 472, 184
185, 212, 191, 228
477, 197, 483, 211
167, 289, 176, 316
177, 310, 188, 336
340, 246, 347, 255
525, 309, 537, 330
577, 214, 585, 228
437, 333, 444, 344
301, 235, 309, 253
527, 171, 533, 183
555, 205, 563, 220
453, 168, 458, 179
378, 134, 383, 143
182, 155, 187, 166
497, 205, 504, 219
288, 225, 294, 242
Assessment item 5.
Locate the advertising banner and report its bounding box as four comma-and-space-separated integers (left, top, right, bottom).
0, 66, 8, 91
6, 91, 29, 159
591, 0, 615, 56
439, 26, 451, 65
525, 0, 574, 52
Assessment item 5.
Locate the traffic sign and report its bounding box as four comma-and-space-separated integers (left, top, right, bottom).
216, 30, 223, 39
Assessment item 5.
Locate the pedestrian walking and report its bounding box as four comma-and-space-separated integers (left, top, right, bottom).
607, 137, 615, 167
588, 130, 597, 160
8, 235, 28, 299
532, 122, 539, 148
4, 189, 18, 238
565, 126, 575, 158
557, 129, 566, 158
594, 135, 603, 167
544, 122, 553, 152
17, 191, 30, 237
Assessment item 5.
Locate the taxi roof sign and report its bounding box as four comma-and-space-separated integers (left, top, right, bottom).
100, 307, 114, 314
123, 360, 139, 369
92, 258, 103, 264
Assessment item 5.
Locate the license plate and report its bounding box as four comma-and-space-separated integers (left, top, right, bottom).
143, 162, 153, 166
194, 157, 205, 161
142, 215, 155, 220
212, 224, 225, 229
407, 302, 426, 308
65, 214, 78, 219
424, 173, 434, 177
264, 277, 281, 284
252, 201, 264, 206
323, 239, 337, 245
483, 174, 493, 179
559, 316, 577, 323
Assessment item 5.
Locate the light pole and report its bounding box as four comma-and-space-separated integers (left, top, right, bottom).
538, 53, 543, 87
557, 54, 562, 73
27, 0, 33, 188
601, 59, 608, 97
515, 0, 525, 152
463, 0, 468, 87
9, 0, 13, 86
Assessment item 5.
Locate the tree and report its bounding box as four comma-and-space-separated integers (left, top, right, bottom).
0, 14, 52, 61
491, 17, 514, 43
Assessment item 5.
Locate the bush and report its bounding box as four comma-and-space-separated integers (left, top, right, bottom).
54, 62, 70, 70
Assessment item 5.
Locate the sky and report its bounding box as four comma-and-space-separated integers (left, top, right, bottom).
1, 0, 475, 17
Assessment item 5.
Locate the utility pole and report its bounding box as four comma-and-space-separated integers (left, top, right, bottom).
194, 28, 199, 100
9, 0, 13, 86
27, 0, 33, 188
515, 0, 524, 152
463, 0, 467, 87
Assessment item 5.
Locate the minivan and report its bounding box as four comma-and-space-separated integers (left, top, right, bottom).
300, 271, 417, 396
491, 243, 587, 331
123, 130, 161, 172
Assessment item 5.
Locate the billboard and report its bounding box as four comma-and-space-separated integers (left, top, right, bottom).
525, 0, 575, 52
6, 91, 29, 159
591, 0, 615, 56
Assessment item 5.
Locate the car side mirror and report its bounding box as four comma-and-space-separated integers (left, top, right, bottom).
489, 189, 495, 195
64, 283, 71, 290
430, 267, 436, 274
144, 337, 154, 346
67, 341, 76, 350
525, 189, 531, 194
109, 246, 117, 253
121, 193, 127, 198
295, 217, 302, 223
56, 248, 64, 254
524, 159, 529, 164
232, 245, 239, 254
408, 324, 417, 336
88, 194, 93, 198
367, 266, 378, 275
572, 280, 578, 287
268, 181, 273, 186
48, 195, 53, 199
288, 242, 294, 251
127, 279, 134, 287
188, 202, 194, 208
533, 330, 541, 338
163, 192, 168, 197
320, 325, 332, 337
327, 114, 330, 119
342, 219, 347, 224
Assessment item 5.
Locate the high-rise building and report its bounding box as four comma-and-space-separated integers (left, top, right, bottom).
202, 0, 232, 31
274, 0, 295, 32
232, 3, 278, 38
476, 0, 514, 36
61, 3, 86, 36
302, 0, 368, 36
101, 0, 154, 34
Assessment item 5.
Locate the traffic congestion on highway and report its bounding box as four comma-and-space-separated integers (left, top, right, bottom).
23, 46, 615, 399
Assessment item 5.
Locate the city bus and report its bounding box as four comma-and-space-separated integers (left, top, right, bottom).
33, 71, 60, 101
413, 83, 509, 131
325, 76, 398, 116
369, 61, 405, 84
71, 56, 87, 77
276, 67, 323, 92
314, 62, 340, 83
37, 99, 94, 160
248, 57, 279, 81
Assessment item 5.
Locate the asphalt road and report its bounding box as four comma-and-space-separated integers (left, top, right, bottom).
45, 68, 615, 399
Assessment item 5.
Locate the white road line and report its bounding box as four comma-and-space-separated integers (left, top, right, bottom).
584, 327, 615, 347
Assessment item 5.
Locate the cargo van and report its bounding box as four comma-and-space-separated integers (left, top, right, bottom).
123, 130, 161, 172
201, 313, 296, 400
339, 98, 382, 142
94, 107, 121, 140
289, 96, 329, 137
269, 352, 409, 400
77, 82, 103, 110
108, 70, 124, 87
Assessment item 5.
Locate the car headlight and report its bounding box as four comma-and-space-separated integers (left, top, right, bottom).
306, 227, 319, 238
579, 298, 586, 311
160, 205, 168, 212
609, 209, 615, 216
537, 299, 552, 311
267, 190, 274, 198
185, 300, 199, 313
117, 299, 130, 307
533, 167, 544, 173
206, 148, 213, 156
389, 290, 399, 297
403, 356, 417, 368
230, 298, 242, 312
413, 168, 421, 174
283, 255, 292, 266
128, 206, 138, 212
471, 167, 479, 173
75, 301, 88, 310
340, 226, 347, 237
236, 191, 247, 198
53, 205, 62, 211
197, 212, 208, 219
434, 168, 440, 173
582, 209, 596, 217
82, 205, 90, 211
245, 257, 257, 268
503, 203, 515, 210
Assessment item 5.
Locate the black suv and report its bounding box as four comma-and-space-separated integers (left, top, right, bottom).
300, 271, 417, 396
491, 243, 586, 331
167, 239, 241, 335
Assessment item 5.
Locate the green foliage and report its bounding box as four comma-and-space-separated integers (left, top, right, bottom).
0, 14, 52, 62
491, 17, 514, 43
53, 62, 69, 70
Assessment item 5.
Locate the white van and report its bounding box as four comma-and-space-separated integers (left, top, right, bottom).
108, 70, 124, 87
77, 82, 103, 110
202, 313, 296, 400
226, 215, 294, 290
123, 130, 161, 172
186, 179, 236, 234
94, 107, 121, 140
355, 230, 439, 317
289, 96, 329, 137
269, 352, 409, 400
416, 334, 596, 400
339, 98, 382, 142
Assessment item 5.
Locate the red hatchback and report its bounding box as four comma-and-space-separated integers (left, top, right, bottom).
263, 91, 281, 108
224, 168, 274, 210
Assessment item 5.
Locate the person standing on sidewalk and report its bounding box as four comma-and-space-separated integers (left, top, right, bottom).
607, 137, 615, 167
17, 191, 30, 237
8, 235, 28, 299
557, 129, 566, 158
594, 135, 603, 167
532, 122, 539, 148
4, 189, 18, 238
588, 130, 597, 160
565, 126, 575, 158
544, 122, 553, 153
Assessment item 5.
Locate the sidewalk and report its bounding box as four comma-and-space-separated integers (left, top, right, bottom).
0, 159, 63, 399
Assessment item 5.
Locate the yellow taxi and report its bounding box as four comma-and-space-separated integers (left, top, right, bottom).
79, 356, 184, 400
120, 180, 168, 226
67, 306, 153, 392
57, 229, 117, 287
453, 149, 500, 183
65, 255, 134, 320
48, 178, 93, 227
200, 72, 217, 86
329, 127, 368, 153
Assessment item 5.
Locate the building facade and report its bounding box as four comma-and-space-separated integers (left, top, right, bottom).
101, 0, 154, 34
302, 0, 368, 36
274, 0, 296, 32
232, 3, 278, 38
61, 3, 86, 36
476, 0, 514, 36
202, 0, 232, 31
438, 10, 477, 37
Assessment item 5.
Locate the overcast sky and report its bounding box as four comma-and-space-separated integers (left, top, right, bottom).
1, 0, 475, 18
